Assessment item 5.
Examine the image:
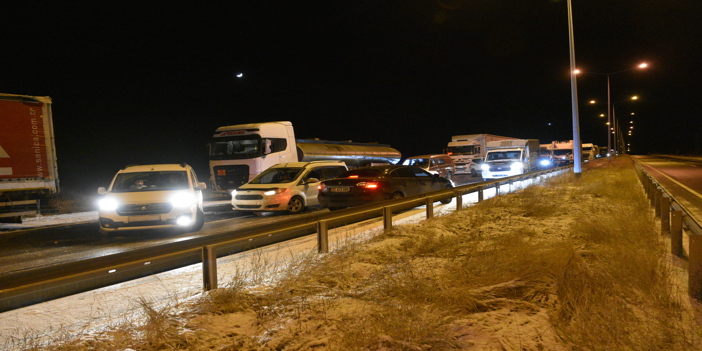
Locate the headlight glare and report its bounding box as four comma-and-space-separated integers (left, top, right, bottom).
98, 197, 119, 211
481, 163, 490, 171
171, 192, 196, 208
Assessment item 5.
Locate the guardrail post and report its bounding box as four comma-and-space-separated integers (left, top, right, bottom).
660, 196, 670, 234
495, 183, 500, 196
654, 187, 662, 217
508, 179, 513, 193
689, 234, 702, 299
202, 245, 218, 291
671, 211, 683, 257
426, 198, 433, 219
478, 186, 484, 202
455, 190, 463, 211
37, 199, 41, 216
383, 206, 393, 232
317, 220, 329, 253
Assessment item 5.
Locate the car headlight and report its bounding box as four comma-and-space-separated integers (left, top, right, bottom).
230, 189, 237, 197
263, 188, 287, 196
171, 192, 196, 208
98, 197, 119, 211
481, 163, 490, 171
511, 162, 524, 170
539, 159, 551, 166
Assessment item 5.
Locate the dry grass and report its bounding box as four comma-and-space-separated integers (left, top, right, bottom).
9, 157, 702, 350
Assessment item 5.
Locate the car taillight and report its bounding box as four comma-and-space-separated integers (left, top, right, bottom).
348, 175, 359, 178
318, 183, 326, 190
357, 182, 379, 189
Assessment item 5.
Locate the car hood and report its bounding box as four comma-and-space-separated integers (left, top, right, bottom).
238, 183, 289, 191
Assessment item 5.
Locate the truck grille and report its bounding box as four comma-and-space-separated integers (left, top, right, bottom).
214, 165, 249, 191
117, 203, 173, 216
489, 165, 511, 172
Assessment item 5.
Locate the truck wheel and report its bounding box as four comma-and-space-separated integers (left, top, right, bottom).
287, 196, 305, 214
470, 169, 478, 177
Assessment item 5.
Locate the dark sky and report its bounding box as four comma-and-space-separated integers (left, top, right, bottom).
2, 0, 701, 193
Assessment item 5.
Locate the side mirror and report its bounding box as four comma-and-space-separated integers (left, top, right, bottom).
197, 182, 207, 191
98, 187, 107, 195
305, 178, 320, 184
263, 139, 272, 154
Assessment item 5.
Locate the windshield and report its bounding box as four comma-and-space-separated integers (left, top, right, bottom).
486, 151, 522, 161
403, 158, 429, 168
446, 145, 478, 156
111, 171, 189, 192
209, 135, 262, 160
340, 168, 384, 178
553, 149, 571, 156
250, 167, 303, 184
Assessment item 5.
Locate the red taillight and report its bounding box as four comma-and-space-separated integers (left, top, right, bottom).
318, 183, 326, 190
357, 181, 379, 189
348, 175, 359, 178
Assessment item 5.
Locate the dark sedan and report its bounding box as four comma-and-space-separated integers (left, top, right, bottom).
317, 165, 454, 209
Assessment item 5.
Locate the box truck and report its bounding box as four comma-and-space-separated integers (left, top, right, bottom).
208, 121, 401, 195
445, 134, 517, 174
481, 139, 540, 179
0, 93, 59, 222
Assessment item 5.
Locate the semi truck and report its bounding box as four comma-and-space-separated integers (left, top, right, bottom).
550, 140, 574, 166
208, 121, 402, 195
445, 134, 517, 174
0, 93, 60, 222
481, 139, 540, 179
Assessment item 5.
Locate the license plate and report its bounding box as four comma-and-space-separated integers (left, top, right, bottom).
128, 215, 160, 223
330, 187, 350, 193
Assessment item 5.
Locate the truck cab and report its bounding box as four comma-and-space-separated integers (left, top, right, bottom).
481, 139, 539, 179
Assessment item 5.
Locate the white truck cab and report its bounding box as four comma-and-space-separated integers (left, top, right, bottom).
481, 139, 540, 179
97, 164, 207, 234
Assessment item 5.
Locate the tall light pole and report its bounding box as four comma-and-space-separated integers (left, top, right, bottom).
567, 0, 582, 175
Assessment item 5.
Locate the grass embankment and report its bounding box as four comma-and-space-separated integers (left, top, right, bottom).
15, 157, 702, 350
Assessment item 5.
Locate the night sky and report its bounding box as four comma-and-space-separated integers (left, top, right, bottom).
2, 1, 701, 194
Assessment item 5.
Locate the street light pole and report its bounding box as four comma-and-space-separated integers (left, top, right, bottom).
607, 74, 611, 159
567, 0, 582, 175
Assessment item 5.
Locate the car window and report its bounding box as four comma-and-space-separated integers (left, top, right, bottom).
391, 167, 415, 178
111, 171, 189, 192
409, 167, 433, 178
319, 166, 347, 180
341, 168, 383, 178
250, 167, 303, 184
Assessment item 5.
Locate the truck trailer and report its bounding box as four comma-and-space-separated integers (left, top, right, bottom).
208, 121, 401, 195
0, 93, 60, 222
481, 139, 540, 179
445, 134, 517, 174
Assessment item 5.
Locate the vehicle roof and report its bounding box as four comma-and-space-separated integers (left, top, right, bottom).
119, 164, 190, 173
405, 154, 451, 159
272, 161, 346, 168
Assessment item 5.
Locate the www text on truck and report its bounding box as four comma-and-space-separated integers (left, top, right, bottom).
0, 93, 59, 222
445, 134, 517, 175
208, 121, 402, 196
481, 139, 540, 179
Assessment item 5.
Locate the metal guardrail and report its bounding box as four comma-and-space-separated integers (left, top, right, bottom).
634, 160, 702, 299
0, 166, 568, 312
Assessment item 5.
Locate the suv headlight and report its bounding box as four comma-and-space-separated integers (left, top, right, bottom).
481, 163, 490, 171
98, 197, 119, 211
171, 192, 196, 208
511, 162, 524, 170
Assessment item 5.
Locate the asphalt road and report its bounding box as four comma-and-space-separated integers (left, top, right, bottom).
632, 155, 702, 224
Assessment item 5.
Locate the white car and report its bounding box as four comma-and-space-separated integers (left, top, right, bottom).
231, 161, 347, 214
97, 164, 207, 234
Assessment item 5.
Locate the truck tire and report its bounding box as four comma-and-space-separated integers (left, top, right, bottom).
287, 196, 305, 214
471, 169, 478, 177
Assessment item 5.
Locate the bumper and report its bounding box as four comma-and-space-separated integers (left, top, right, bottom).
98, 208, 196, 231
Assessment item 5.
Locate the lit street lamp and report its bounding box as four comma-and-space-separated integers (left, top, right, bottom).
575, 63, 648, 158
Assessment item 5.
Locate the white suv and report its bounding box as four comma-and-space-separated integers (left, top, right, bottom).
231, 161, 347, 214
97, 164, 207, 234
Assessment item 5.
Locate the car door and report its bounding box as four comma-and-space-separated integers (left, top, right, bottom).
409, 166, 439, 194
391, 167, 421, 196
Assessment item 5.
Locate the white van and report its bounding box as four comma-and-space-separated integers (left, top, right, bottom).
231, 160, 348, 213
97, 164, 207, 234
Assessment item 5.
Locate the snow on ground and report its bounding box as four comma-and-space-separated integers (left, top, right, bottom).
0, 176, 554, 349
